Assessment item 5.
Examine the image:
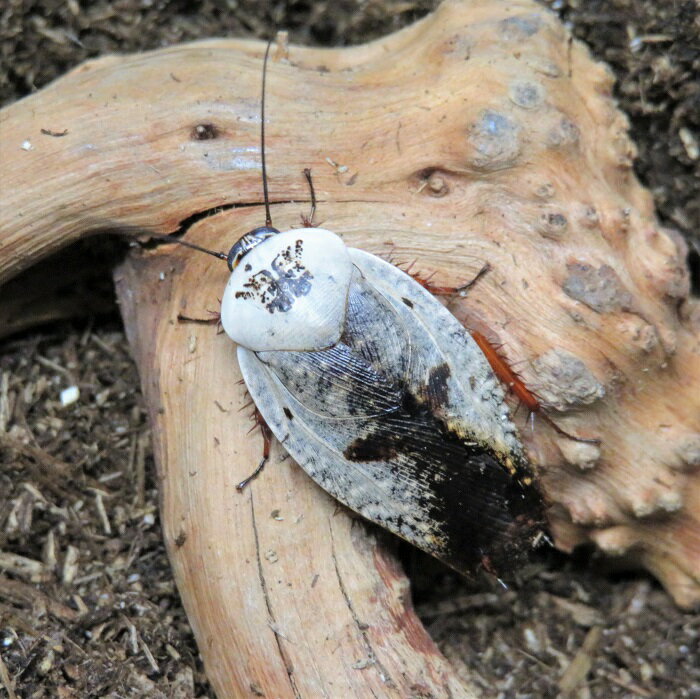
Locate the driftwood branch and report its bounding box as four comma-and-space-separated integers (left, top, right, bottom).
1, 0, 699, 695
117, 234, 470, 696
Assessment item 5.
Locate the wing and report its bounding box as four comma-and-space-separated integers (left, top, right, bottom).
255, 267, 409, 418
239, 257, 544, 575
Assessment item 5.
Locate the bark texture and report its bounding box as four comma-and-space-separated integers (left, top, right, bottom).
1, 0, 698, 695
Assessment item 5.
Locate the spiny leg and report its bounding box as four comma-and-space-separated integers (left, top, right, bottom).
473, 330, 600, 446
376, 244, 398, 265
407, 261, 492, 298
538, 412, 601, 445
236, 406, 273, 491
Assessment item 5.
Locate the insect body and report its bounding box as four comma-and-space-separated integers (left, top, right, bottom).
219, 226, 545, 574
166, 38, 546, 577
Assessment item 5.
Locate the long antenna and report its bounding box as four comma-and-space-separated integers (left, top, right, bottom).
139, 233, 227, 261
261, 38, 274, 227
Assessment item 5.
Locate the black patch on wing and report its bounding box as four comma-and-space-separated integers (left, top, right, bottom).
343, 389, 544, 576
426, 362, 451, 411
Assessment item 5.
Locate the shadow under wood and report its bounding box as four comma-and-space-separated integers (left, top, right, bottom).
0, 237, 123, 341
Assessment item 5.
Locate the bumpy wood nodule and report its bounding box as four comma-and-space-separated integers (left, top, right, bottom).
1, 0, 699, 695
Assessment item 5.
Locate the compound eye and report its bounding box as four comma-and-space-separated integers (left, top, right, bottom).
227, 226, 280, 271
226, 247, 243, 271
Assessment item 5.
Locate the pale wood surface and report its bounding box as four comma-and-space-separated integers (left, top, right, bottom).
1, 0, 699, 695
116, 213, 472, 697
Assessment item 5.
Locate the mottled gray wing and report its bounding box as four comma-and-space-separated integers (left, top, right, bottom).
238, 256, 543, 575
255, 268, 409, 418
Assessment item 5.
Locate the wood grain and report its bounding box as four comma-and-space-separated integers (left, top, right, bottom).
1, 0, 699, 694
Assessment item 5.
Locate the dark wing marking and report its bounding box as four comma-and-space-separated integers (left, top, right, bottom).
239, 269, 544, 576
340, 394, 543, 574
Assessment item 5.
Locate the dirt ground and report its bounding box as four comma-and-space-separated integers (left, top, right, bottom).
0, 1, 698, 697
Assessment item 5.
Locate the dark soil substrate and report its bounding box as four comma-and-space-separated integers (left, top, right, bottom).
1, 1, 698, 697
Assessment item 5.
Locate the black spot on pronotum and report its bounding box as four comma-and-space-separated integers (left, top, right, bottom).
499, 14, 542, 40
191, 123, 219, 140
235, 243, 313, 313
283, 407, 294, 420
401, 297, 414, 308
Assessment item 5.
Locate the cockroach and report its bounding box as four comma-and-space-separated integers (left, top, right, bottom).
156, 37, 550, 577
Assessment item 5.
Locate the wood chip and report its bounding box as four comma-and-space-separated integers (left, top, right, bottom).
558, 626, 603, 695
550, 595, 604, 627
598, 668, 653, 697
93, 490, 112, 536
0, 650, 17, 699
0, 551, 49, 582
61, 545, 79, 585
42, 529, 57, 571
0, 371, 9, 433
